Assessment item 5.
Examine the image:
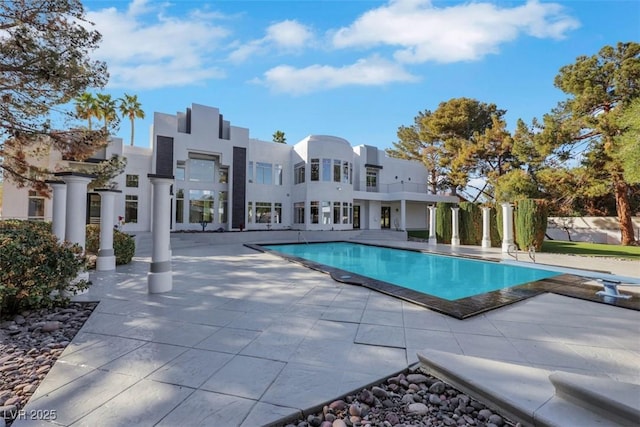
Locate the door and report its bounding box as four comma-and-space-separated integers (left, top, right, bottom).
381, 206, 391, 229
353, 205, 360, 229
87, 193, 101, 225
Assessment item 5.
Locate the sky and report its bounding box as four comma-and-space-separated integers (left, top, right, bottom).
81, 0, 640, 150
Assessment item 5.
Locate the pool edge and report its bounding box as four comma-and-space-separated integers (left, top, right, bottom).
245, 242, 640, 319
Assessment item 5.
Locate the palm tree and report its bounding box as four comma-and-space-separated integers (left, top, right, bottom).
74, 92, 99, 130
96, 93, 117, 131
272, 130, 286, 144
118, 94, 145, 146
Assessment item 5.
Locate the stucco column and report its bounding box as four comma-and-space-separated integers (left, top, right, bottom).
399, 199, 406, 231
481, 206, 492, 248
46, 180, 66, 241
148, 175, 173, 293
428, 205, 437, 245
56, 172, 94, 251
501, 202, 515, 253
95, 189, 121, 271
451, 207, 460, 246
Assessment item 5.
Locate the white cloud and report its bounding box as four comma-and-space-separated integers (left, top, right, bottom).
254, 55, 418, 95
86, 1, 230, 89
332, 0, 580, 63
266, 20, 313, 49
228, 20, 313, 63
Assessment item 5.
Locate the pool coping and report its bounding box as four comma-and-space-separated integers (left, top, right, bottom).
246, 241, 640, 319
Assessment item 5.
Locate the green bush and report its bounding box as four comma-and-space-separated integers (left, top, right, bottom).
435, 202, 455, 244
515, 199, 549, 251
459, 202, 482, 245
489, 205, 501, 247
85, 224, 135, 265
0, 220, 88, 316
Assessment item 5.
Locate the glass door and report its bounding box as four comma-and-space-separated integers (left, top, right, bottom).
353, 206, 360, 229
381, 206, 391, 229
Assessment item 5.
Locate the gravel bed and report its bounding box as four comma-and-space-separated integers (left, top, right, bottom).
0, 302, 97, 427
280, 366, 520, 427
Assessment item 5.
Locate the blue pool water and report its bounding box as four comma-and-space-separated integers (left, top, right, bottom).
263, 242, 560, 301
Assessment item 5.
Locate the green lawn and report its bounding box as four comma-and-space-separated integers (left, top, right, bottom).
541, 240, 640, 260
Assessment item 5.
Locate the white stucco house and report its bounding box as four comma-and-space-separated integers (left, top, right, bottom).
2, 103, 458, 232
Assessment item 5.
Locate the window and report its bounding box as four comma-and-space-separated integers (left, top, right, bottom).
256, 162, 273, 185
248, 201, 253, 223
218, 191, 227, 223
310, 201, 319, 224
88, 193, 100, 224
28, 191, 45, 220
333, 160, 341, 182
333, 201, 340, 225
275, 164, 283, 186
256, 202, 271, 223
366, 169, 378, 190
342, 161, 349, 184
342, 202, 349, 224
349, 202, 353, 224
176, 161, 185, 181
126, 174, 139, 188
189, 158, 215, 182
294, 162, 305, 184
247, 161, 254, 183
175, 189, 184, 223
310, 158, 319, 181
125, 195, 138, 223
274, 203, 282, 223
322, 159, 331, 182
294, 202, 305, 224
349, 163, 353, 184
322, 201, 331, 224
189, 190, 214, 223
219, 168, 228, 184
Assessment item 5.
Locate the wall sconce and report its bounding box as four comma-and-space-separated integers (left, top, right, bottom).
337, 186, 342, 191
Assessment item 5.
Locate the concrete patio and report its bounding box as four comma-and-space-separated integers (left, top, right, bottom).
12, 232, 640, 426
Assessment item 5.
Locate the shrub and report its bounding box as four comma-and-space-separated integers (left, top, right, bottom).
85, 224, 135, 265
459, 202, 482, 245
435, 202, 455, 244
489, 205, 501, 247
515, 198, 549, 251
0, 220, 88, 317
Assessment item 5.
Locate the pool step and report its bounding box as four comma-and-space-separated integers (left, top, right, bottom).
416, 349, 640, 427
352, 229, 407, 241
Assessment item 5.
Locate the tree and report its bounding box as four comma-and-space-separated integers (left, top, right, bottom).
387, 98, 509, 199
75, 92, 100, 130
614, 98, 640, 184
550, 42, 640, 245
119, 94, 145, 146
386, 111, 447, 194
0, 0, 110, 193
272, 130, 286, 144
96, 93, 118, 131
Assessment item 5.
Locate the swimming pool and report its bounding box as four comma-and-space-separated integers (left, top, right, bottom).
261, 242, 559, 301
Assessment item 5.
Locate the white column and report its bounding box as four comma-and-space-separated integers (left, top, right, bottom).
399, 199, 406, 231
451, 206, 460, 246
57, 173, 93, 251
148, 175, 173, 293
46, 180, 66, 241
481, 206, 492, 248
428, 205, 437, 245
501, 202, 515, 253
96, 189, 120, 271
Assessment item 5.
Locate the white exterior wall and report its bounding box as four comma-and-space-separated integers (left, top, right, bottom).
118, 146, 152, 233
246, 139, 291, 230
2, 103, 459, 234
